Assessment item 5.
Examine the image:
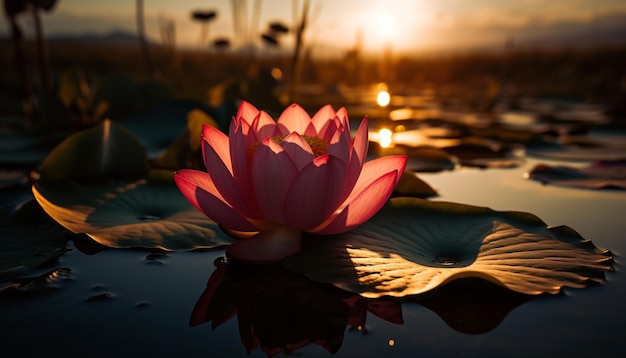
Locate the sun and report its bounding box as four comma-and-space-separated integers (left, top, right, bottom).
373, 11, 398, 42
360, 8, 402, 51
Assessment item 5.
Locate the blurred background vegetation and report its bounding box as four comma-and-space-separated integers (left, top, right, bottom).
1, 0, 625, 129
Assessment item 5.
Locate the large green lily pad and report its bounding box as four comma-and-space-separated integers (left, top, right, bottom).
0, 201, 66, 273
32, 179, 234, 250
283, 197, 612, 298
38, 120, 148, 183
526, 161, 626, 190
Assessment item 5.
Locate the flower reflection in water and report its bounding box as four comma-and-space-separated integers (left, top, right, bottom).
191, 258, 402, 356
191, 259, 533, 356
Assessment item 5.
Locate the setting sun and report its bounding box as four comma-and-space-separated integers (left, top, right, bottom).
372, 11, 398, 42
359, 7, 404, 51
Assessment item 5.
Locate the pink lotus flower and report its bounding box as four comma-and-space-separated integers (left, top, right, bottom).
174, 101, 406, 263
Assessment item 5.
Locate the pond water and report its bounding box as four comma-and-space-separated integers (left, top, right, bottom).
1, 156, 624, 357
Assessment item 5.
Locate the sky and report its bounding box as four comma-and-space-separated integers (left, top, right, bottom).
6, 0, 626, 56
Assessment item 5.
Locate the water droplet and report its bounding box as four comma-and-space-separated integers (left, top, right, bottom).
85, 292, 116, 302
134, 300, 150, 308
214, 256, 228, 267
433, 256, 458, 266
138, 214, 160, 221
0, 268, 73, 297
145, 252, 168, 265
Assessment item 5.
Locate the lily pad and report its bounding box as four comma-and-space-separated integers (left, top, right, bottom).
0, 201, 66, 273
283, 198, 612, 298
369, 145, 457, 173
527, 135, 626, 162
32, 179, 234, 250
391, 170, 438, 198
443, 137, 525, 169
38, 120, 148, 183
526, 161, 626, 189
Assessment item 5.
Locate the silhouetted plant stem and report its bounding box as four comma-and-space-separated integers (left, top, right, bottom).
31, 4, 52, 91
288, 0, 309, 103
6, 11, 34, 118
136, 0, 157, 78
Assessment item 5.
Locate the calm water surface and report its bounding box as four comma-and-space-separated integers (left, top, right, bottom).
1, 158, 625, 357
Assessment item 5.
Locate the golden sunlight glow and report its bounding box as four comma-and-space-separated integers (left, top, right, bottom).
357, 4, 418, 52
271, 67, 283, 80
378, 128, 393, 148
373, 11, 398, 42
377, 91, 391, 107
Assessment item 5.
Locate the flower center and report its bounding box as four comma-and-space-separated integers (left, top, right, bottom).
248, 135, 329, 158
300, 135, 329, 157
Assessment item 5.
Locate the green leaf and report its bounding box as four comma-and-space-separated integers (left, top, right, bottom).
38, 120, 148, 183
151, 107, 219, 170
187, 109, 219, 152
443, 137, 524, 169
57, 69, 88, 109
369, 145, 457, 173
527, 133, 626, 162
526, 161, 626, 190
283, 197, 613, 298
0, 201, 66, 273
32, 180, 235, 250
392, 170, 438, 198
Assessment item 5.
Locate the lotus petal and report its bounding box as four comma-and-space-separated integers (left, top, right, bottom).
176, 101, 408, 262
251, 139, 298, 223
280, 133, 315, 171
202, 125, 232, 172
277, 104, 312, 135
314, 170, 399, 234
175, 170, 259, 232
311, 104, 336, 133
202, 138, 255, 217
283, 155, 346, 230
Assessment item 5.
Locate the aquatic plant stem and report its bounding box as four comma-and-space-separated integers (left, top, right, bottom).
136, 0, 157, 78
288, 0, 309, 103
